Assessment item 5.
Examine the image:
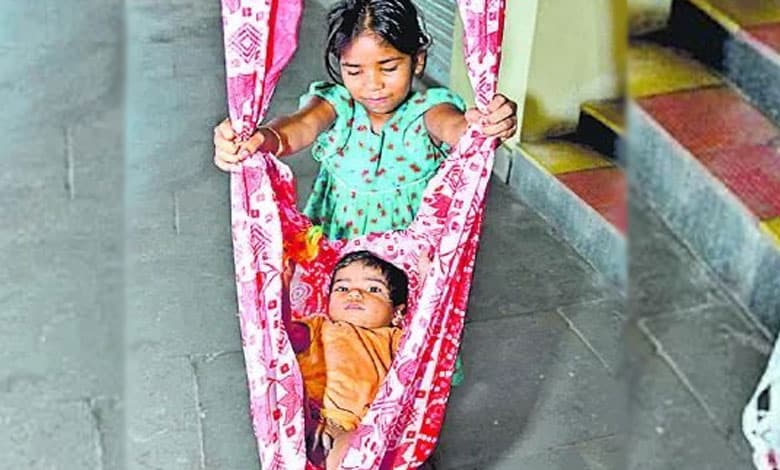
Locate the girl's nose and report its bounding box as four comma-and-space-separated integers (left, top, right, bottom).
366, 71, 384, 90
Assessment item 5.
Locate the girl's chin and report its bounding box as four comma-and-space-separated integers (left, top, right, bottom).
362, 100, 399, 115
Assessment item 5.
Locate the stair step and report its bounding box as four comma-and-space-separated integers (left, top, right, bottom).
747, 23, 780, 56
521, 140, 613, 174
508, 140, 626, 287
628, 41, 722, 98
557, 167, 627, 232
520, 141, 626, 233
523, 141, 626, 232
638, 86, 780, 222
762, 217, 780, 245
665, 0, 780, 124
578, 100, 625, 160
581, 100, 625, 135
630, 80, 780, 330
685, 0, 780, 32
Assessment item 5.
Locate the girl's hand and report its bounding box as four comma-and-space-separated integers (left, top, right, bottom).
213, 118, 240, 171
212, 118, 265, 171
464, 93, 518, 140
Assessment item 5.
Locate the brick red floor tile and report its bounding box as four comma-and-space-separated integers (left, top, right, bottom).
638, 87, 779, 155
557, 168, 627, 233
745, 22, 780, 56
599, 202, 628, 234
698, 143, 780, 220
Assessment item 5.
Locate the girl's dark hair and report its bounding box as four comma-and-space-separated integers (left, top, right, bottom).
324, 0, 431, 82
331, 250, 409, 307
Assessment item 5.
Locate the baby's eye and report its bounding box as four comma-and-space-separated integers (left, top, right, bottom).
368, 286, 385, 294
334, 286, 348, 292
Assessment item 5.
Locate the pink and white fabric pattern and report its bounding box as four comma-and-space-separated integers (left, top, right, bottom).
221, 1, 506, 469
744, 336, 780, 470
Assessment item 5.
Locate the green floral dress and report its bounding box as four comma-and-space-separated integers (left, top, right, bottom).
300, 81, 466, 239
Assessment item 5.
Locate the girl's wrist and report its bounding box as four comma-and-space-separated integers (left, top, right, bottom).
453, 118, 469, 145
257, 126, 286, 156
459, 118, 470, 137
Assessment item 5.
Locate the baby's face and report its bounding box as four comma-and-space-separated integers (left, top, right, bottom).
328, 261, 396, 328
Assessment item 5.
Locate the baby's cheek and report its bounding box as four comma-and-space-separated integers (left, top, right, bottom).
327, 297, 339, 315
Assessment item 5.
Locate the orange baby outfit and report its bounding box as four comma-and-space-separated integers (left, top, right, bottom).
296, 316, 403, 431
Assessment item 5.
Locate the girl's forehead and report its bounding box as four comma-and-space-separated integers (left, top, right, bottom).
340, 31, 407, 61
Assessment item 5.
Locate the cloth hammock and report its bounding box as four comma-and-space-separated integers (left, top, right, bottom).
220, 1, 505, 468
744, 336, 780, 470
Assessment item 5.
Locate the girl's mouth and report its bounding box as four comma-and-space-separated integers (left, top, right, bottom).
364, 97, 388, 106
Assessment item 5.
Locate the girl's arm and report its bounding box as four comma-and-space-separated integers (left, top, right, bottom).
213, 96, 337, 171
424, 94, 518, 148
423, 103, 469, 148
251, 96, 337, 157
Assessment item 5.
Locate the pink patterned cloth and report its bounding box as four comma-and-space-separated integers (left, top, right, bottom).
221, 1, 505, 469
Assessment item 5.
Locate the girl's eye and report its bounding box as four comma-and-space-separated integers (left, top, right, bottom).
381, 67, 397, 73
345, 70, 360, 76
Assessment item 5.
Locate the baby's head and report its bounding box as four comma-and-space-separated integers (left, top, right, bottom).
324, 0, 430, 114
328, 250, 408, 328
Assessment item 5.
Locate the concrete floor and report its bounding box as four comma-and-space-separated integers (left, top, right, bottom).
0, 0, 767, 469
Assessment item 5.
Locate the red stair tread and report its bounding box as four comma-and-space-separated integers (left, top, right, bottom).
699, 144, 780, 220
640, 86, 780, 221
638, 86, 779, 155
556, 168, 627, 233
599, 202, 628, 235
746, 22, 780, 55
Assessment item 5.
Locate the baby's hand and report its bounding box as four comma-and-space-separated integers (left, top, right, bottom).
212, 118, 265, 171
312, 421, 335, 457
464, 93, 518, 140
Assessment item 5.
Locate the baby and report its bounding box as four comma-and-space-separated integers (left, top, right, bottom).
285, 250, 409, 468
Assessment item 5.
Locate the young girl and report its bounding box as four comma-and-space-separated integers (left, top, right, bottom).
214, 0, 517, 234
214, 0, 516, 382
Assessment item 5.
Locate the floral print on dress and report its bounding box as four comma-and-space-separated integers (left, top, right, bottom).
299, 81, 466, 239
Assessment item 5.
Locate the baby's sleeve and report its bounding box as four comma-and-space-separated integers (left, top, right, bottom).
295, 316, 327, 405
291, 316, 328, 354
298, 81, 354, 162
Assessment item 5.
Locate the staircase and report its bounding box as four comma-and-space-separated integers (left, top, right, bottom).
504, 99, 627, 288
666, 0, 780, 125
628, 0, 780, 332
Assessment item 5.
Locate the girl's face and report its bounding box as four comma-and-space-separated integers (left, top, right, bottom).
339, 31, 424, 128
328, 261, 403, 328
